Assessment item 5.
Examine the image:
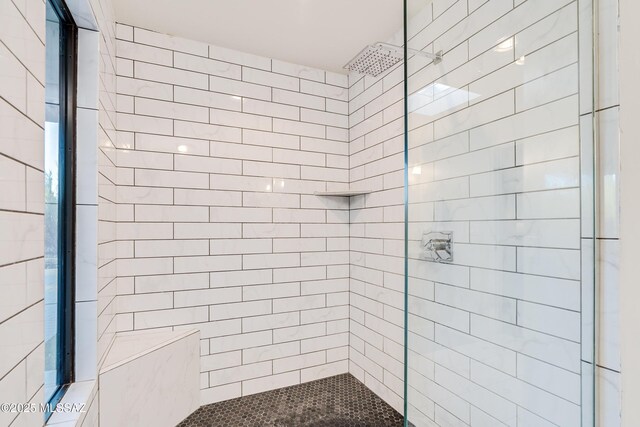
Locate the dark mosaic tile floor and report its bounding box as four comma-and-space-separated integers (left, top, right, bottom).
178, 373, 404, 427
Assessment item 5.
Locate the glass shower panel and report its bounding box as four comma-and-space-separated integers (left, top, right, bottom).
404, 1, 593, 426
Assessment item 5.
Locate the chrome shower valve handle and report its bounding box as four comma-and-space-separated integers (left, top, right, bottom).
421, 231, 453, 263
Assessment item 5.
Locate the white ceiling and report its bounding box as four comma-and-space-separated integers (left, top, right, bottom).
113, 0, 428, 74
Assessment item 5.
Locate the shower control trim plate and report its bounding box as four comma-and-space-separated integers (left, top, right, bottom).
421, 231, 453, 263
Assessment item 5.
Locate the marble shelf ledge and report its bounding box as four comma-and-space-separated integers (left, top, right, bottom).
314, 190, 371, 196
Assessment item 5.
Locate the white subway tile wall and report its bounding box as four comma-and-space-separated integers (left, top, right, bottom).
88, 0, 119, 375
0, 0, 46, 425
347, 0, 620, 426
0, 0, 621, 424
113, 24, 351, 404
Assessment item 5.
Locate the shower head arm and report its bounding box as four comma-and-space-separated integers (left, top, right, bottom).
343, 41, 444, 76
376, 42, 443, 64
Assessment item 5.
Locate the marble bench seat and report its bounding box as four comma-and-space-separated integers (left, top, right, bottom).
99, 329, 200, 427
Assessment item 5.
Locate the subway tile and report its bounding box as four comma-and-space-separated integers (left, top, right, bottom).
301, 360, 348, 383
174, 120, 242, 143
242, 98, 299, 120
301, 108, 349, 129
273, 118, 325, 139
209, 44, 271, 70
436, 324, 516, 376
596, 0, 619, 109
209, 331, 272, 354
135, 273, 209, 294
469, 219, 580, 249
242, 371, 300, 396
243, 67, 299, 91
116, 222, 174, 241
209, 207, 272, 223
273, 148, 325, 167
135, 133, 209, 156
242, 312, 300, 333
301, 137, 348, 156
243, 341, 300, 365
134, 169, 209, 189
516, 64, 578, 112
210, 109, 272, 131
517, 301, 580, 341
471, 315, 580, 373
134, 27, 209, 56
25, 72, 44, 125
470, 268, 579, 311
433, 364, 513, 424
0, 0, 45, 83
0, 260, 42, 324
469, 0, 573, 58
300, 80, 348, 101
243, 253, 300, 270
210, 269, 272, 288
470, 95, 579, 151
134, 61, 208, 89
272, 88, 325, 110
517, 247, 581, 280
174, 51, 241, 79
175, 154, 242, 175
201, 383, 241, 405
0, 42, 27, 113
242, 129, 300, 150
116, 39, 172, 66
471, 360, 580, 426
0, 302, 43, 382
134, 239, 209, 258
435, 284, 516, 323
272, 60, 325, 82
470, 34, 577, 109
0, 155, 26, 211
243, 223, 300, 239
117, 149, 173, 170
174, 223, 242, 239
515, 3, 577, 58
243, 192, 299, 208
117, 257, 173, 277
210, 141, 271, 162
0, 212, 42, 266
517, 188, 580, 219
134, 306, 208, 329
174, 86, 241, 111
209, 75, 271, 101
273, 350, 325, 374
470, 157, 579, 197
301, 332, 348, 353
325, 72, 348, 88
210, 301, 271, 322
243, 160, 300, 180
117, 292, 173, 313
200, 350, 242, 371
174, 287, 242, 308
516, 353, 581, 404
243, 282, 299, 301
115, 23, 133, 41
435, 195, 515, 221
174, 255, 242, 274
116, 112, 173, 135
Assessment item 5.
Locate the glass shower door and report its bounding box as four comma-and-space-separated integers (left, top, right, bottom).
404, 1, 593, 426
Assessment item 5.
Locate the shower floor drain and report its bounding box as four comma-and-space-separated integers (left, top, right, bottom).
177, 373, 404, 426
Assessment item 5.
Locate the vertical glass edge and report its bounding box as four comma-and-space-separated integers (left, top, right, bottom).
402, 0, 409, 425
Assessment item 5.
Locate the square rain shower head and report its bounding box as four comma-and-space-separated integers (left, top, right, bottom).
344, 43, 404, 77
